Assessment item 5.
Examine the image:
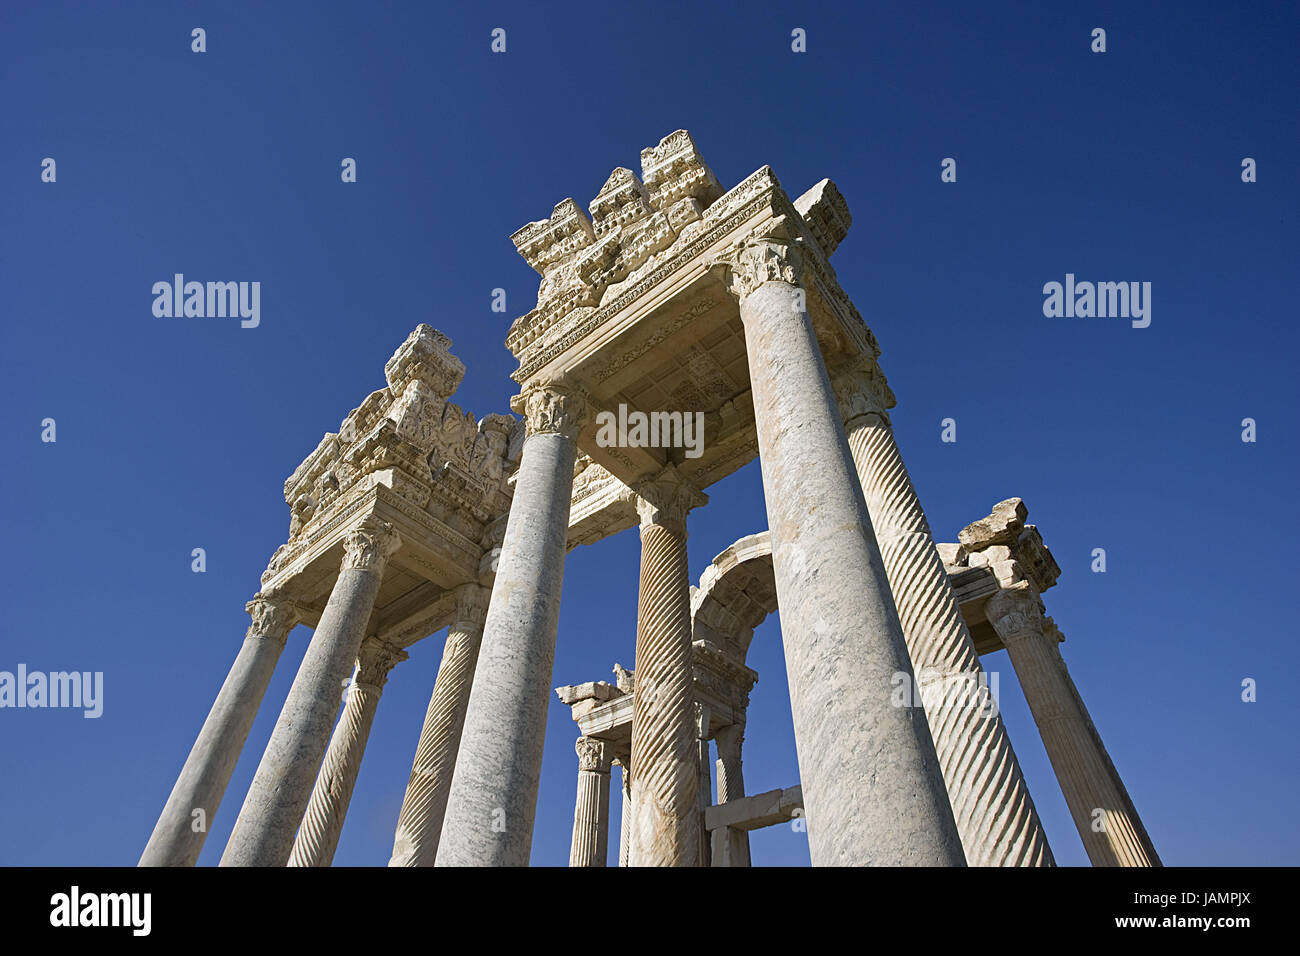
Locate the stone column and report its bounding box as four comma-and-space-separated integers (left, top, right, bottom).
435, 382, 586, 866
832, 361, 1054, 868
987, 585, 1160, 867
615, 754, 632, 867
568, 737, 613, 866
287, 637, 407, 867
139, 594, 298, 867
388, 584, 491, 866
713, 722, 751, 866
725, 236, 964, 866
627, 466, 706, 867
220, 516, 401, 867
694, 702, 713, 868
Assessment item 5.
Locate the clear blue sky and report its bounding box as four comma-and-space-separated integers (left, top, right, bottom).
1, 1, 1296, 866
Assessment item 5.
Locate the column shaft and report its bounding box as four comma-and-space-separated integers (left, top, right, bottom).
733, 242, 964, 866
220, 518, 400, 867
713, 723, 751, 866
139, 595, 296, 866
435, 383, 584, 866
568, 737, 612, 866
627, 469, 704, 866
288, 639, 405, 866
617, 757, 632, 867
388, 585, 490, 866
839, 398, 1053, 867
989, 587, 1160, 867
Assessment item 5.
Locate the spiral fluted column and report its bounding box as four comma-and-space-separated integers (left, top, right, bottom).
140, 594, 298, 866
987, 586, 1160, 867
388, 584, 491, 866
627, 466, 705, 867
569, 737, 613, 866
725, 237, 964, 866
436, 382, 586, 866
616, 754, 632, 867
220, 517, 401, 867
833, 362, 1054, 867
287, 637, 406, 866
713, 722, 751, 866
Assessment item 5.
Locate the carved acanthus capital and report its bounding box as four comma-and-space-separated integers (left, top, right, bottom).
245, 593, 299, 644
633, 464, 707, 528
985, 583, 1046, 645
341, 517, 402, 571
355, 637, 408, 691
831, 360, 897, 426
714, 722, 746, 762
575, 736, 613, 774
716, 237, 804, 300
452, 582, 492, 630
513, 381, 588, 440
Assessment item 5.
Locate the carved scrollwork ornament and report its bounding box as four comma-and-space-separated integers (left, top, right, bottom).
517, 381, 588, 440
832, 361, 896, 426
245, 593, 298, 644
341, 517, 402, 571
716, 237, 805, 300
453, 582, 492, 630
355, 638, 409, 691
985, 584, 1046, 644
575, 736, 612, 774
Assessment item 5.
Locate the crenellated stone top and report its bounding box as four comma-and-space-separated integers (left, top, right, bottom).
264, 325, 525, 587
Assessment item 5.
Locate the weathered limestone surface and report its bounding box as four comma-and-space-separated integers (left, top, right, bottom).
730, 239, 965, 866
288, 637, 407, 866
834, 363, 1054, 867
627, 467, 704, 867
220, 517, 401, 867
987, 583, 1160, 867
389, 584, 491, 866
139, 594, 298, 866
569, 737, 613, 866
713, 722, 751, 866
435, 383, 586, 866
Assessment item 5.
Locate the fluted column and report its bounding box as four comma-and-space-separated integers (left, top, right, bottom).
569, 737, 613, 866
287, 637, 406, 866
627, 466, 706, 867
389, 584, 491, 866
713, 722, 751, 866
724, 236, 964, 866
694, 702, 713, 868
220, 517, 401, 867
832, 362, 1054, 867
616, 754, 632, 867
139, 594, 298, 866
436, 382, 587, 866
987, 585, 1160, 867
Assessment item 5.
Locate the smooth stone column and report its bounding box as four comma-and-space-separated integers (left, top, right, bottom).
833, 361, 1054, 867
728, 237, 964, 866
568, 737, 613, 866
388, 583, 491, 866
713, 722, 751, 867
220, 517, 401, 867
435, 382, 586, 866
139, 594, 298, 866
287, 637, 407, 866
987, 585, 1161, 867
616, 753, 632, 867
626, 466, 706, 867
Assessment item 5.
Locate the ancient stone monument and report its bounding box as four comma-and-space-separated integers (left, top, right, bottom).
140, 130, 1158, 867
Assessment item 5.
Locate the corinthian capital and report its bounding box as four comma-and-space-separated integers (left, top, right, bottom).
717, 238, 804, 300
517, 381, 588, 440
341, 517, 402, 571
244, 593, 299, 644
831, 360, 896, 426
575, 736, 613, 774
985, 583, 1046, 645
633, 464, 707, 528
355, 637, 409, 691
453, 582, 492, 630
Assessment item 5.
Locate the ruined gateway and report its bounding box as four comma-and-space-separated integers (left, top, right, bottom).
140, 131, 1158, 868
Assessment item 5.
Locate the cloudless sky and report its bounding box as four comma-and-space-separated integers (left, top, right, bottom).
1, 1, 1296, 867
